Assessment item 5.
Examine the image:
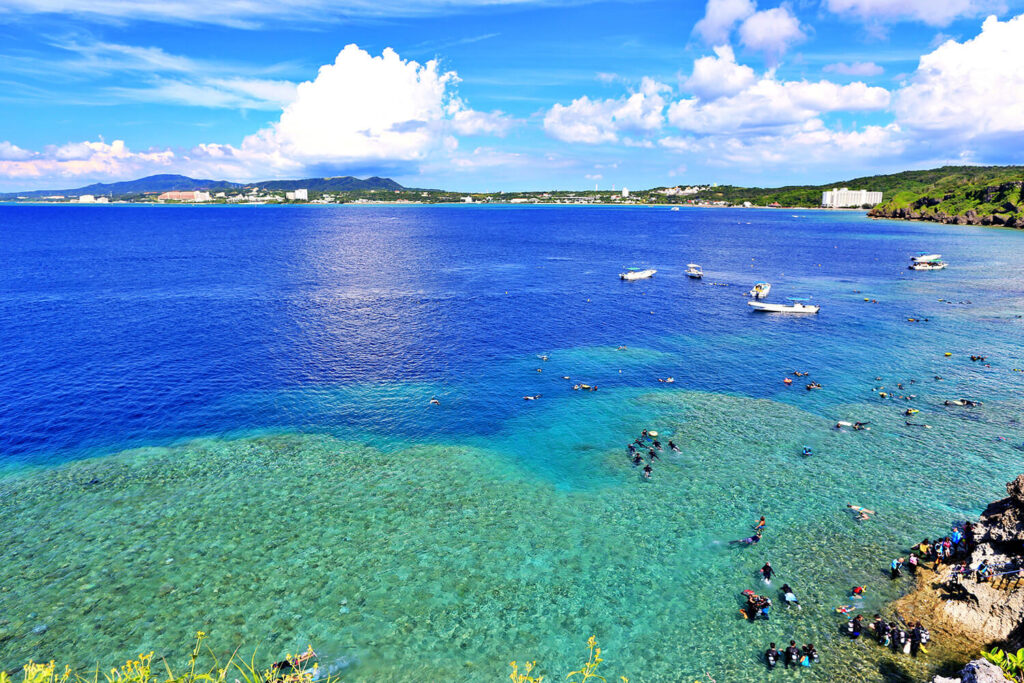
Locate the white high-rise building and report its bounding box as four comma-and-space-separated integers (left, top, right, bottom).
294, 189, 308, 201
821, 188, 883, 208
622, 187, 629, 198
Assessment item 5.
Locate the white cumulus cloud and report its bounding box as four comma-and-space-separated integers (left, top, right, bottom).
686, 44, 757, 100
0, 44, 514, 188
693, 0, 756, 44
543, 77, 670, 144
738, 6, 805, 62
893, 13, 1024, 158
0, 140, 174, 180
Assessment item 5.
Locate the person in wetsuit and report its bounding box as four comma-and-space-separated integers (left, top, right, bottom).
765, 643, 780, 670
760, 562, 773, 582
784, 641, 800, 669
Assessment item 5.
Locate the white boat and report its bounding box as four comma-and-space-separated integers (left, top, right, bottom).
670, 207, 680, 211
685, 263, 703, 278
909, 260, 947, 271
911, 253, 942, 263
620, 268, 656, 280
748, 282, 771, 299
748, 297, 819, 314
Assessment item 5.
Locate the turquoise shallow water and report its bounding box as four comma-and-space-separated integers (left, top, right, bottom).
1, 206, 1023, 681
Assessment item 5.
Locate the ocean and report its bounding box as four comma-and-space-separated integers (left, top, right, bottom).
1, 204, 1022, 681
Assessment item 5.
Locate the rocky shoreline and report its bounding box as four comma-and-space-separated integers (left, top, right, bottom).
869, 180, 1024, 227
893, 475, 1024, 681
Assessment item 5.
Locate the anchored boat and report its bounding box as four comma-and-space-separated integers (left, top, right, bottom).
748, 297, 819, 314
685, 263, 704, 279
620, 268, 657, 281
909, 253, 947, 270
748, 282, 771, 299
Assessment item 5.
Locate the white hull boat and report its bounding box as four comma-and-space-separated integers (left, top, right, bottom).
909, 261, 947, 271
620, 268, 657, 280
685, 263, 703, 278
748, 282, 771, 299
748, 300, 819, 314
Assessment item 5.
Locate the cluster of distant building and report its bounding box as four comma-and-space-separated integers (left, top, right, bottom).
821, 187, 883, 208
657, 185, 713, 196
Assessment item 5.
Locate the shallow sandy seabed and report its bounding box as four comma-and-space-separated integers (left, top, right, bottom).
4, 389, 1019, 682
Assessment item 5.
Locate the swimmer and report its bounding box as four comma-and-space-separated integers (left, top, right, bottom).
632, 453, 644, 466
648, 448, 660, 461
784, 377, 793, 385
535, 368, 542, 373
754, 516, 766, 531
642, 463, 652, 479
539, 355, 549, 361
760, 562, 774, 584
523, 394, 541, 401
801, 446, 813, 457
905, 421, 932, 428
781, 583, 800, 608
847, 504, 875, 521
851, 586, 866, 599
652, 439, 663, 450
665, 377, 674, 383
641, 429, 649, 439
730, 530, 762, 545
429, 398, 440, 405
669, 441, 681, 452
852, 421, 869, 430
562, 376, 570, 380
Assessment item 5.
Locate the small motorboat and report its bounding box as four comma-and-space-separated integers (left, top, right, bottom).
670, 207, 680, 211
685, 263, 703, 278
748, 297, 819, 314
909, 253, 947, 270
620, 268, 656, 280
909, 260, 947, 271
748, 282, 771, 299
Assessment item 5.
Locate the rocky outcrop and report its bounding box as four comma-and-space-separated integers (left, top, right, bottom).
869, 179, 1024, 227
898, 476, 1024, 652
930, 658, 1008, 683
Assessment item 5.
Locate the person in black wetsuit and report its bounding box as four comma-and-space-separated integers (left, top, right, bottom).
642, 463, 652, 479
632, 453, 643, 466
910, 622, 924, 656
784, 641, 800, 669
765, 643, 780, 670
648, 448, 660, 461
652, 439, 662, 450
760, 562, 773, 583
802, 644, 818, 665
669, 441, 681, 452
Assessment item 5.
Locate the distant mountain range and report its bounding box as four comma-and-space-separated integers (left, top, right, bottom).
0, 173, 405, 199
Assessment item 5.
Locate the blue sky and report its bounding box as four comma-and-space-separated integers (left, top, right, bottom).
1, 0, 1023, 191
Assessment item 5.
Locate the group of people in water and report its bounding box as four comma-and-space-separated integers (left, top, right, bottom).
839, 614, 931, 656
764, 641, 818, 670
626, 429, 681, 479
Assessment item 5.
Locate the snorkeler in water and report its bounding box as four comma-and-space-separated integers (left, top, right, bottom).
642, 463, 652, 479
669, 441, 681, 452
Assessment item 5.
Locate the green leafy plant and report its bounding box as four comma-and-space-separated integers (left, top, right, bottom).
0, 633, 332, 683
982, 647, 1024, 682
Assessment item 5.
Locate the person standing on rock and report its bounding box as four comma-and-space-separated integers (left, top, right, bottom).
907, 554, 919, 574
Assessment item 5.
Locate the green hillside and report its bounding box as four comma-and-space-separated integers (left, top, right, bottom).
867, 167, 1024, 226
686, 165, 1024, 209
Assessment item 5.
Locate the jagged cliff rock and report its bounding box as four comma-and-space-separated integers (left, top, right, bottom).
870, 179, 1024, 227
898, 476, 1024, 650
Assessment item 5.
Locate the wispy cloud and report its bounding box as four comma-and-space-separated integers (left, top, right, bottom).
0, 0, 602, 28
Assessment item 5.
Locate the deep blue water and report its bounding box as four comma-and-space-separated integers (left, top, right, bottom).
2, 204, 1022, 467
3, 204, 1024, 681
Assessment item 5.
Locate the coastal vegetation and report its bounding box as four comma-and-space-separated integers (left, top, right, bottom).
0, 634, 330, 683
982, 647, 1024, 681
868, 168, 1024, 227
4, 165, 1021, 212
